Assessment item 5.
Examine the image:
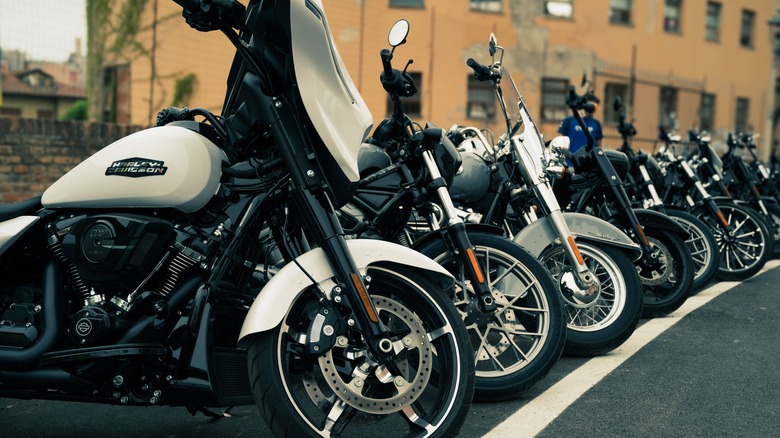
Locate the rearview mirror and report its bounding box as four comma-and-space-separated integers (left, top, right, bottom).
613, 96, 622, 112
388, 19, 410, 47
489, 33, 497, 56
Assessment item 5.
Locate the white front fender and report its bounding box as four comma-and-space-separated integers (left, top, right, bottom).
237, 239, 453, 348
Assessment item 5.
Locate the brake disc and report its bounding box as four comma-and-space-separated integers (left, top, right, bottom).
637, 236, 673, 286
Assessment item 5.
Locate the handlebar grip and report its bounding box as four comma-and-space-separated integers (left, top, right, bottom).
582, 102, 595, 112
466, 58, 492, 81
380, 49, 394, 78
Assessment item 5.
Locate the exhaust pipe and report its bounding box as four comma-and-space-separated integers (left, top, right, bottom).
0, 261, 65, 371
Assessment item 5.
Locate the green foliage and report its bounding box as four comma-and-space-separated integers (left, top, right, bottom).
171, 73, 198, 107
61, 100, 89, 121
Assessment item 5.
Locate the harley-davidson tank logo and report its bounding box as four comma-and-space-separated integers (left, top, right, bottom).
105, 157, 168, 177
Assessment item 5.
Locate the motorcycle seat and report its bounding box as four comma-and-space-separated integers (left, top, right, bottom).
0, 196, 42, 222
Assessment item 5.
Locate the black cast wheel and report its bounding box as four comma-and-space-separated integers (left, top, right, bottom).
246, 266, 474, 437
636, 227, 694, 318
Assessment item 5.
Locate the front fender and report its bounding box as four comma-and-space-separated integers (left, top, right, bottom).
513, 212, 640, 259
633, 208, 688, 237
410, 222, 504, 252
237, 239, 453, 348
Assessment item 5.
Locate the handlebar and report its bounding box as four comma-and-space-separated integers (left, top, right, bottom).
467, 58, 493, 82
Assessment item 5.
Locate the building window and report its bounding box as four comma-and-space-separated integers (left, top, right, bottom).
0, 108, 22, 117
387, 72, 422, 117
541, 77, 570, 123
610, 0, 632, 25
470, 0, 501, 13
735, 97, 750, 132
467, 75, 496, 121
604, 82, 629, 125
700, 93, 716, 131
740, 10, 755, 48
659, 86, 678, 129
545, 0, 572, 19
389, 0, 424, 7
664, 0, 682, 33
705, 2, 721, 42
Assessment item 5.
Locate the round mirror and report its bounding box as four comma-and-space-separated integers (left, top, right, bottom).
613, 96, 622, 113
388, 19, 410, 47
489, 33, 497, 56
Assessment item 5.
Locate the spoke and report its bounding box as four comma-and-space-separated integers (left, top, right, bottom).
489, 260, 521, 287
401, 403, 435, 434
733, 245, 758, 262
427, 323, 454, 342
323, 398, 349, 435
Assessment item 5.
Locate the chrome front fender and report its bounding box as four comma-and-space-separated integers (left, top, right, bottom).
513, 212, 641, 259
237, 239, 453, 348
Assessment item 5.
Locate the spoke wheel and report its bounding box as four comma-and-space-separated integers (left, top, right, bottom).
666, 209, 720, 292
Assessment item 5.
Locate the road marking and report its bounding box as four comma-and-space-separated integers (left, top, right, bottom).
485, 259, 780, 438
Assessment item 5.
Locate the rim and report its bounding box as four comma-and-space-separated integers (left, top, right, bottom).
670, 216, 714, 282
704, 206, 766, 273
432, 245, 552, 378
275, 268, 464, 436
540, 243, 627, 332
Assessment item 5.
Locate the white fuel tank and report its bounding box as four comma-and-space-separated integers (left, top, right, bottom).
42, 126, 225, 212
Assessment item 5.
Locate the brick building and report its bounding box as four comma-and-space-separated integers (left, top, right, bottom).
100, 0, 780, 155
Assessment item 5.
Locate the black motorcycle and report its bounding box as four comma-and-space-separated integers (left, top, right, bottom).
550, 87, 694, 318
339, 20, 565, 402
655, 128, 771, 280
447, 34, 645, 358
614, 98, 719, 292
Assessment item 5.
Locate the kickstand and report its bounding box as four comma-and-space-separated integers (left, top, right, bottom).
186, 405, 234, 418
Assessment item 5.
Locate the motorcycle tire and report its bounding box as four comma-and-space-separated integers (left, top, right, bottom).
246, 265, 475, 437
762, 202, 780, 258
417, 232, 565, 402
539, 242, 643, 357
665, 209, 720, 292
636, 227, 694, 318
695, 202, 772, 281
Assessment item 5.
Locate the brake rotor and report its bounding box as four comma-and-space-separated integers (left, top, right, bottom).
637, 236, 674, 286
315, 295, 433, 415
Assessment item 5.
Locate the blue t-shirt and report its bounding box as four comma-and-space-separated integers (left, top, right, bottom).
558, 115, 603, 154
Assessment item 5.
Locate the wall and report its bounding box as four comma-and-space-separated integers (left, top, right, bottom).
0, 117, 142, 203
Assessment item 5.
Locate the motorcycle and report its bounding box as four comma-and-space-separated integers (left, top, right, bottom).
550, 86, 694, 319
614, 98, 719, 292
447, 34, 644, 357
340, 21, 565, 401
0, 1, 475, 436
655, 127, 771, 280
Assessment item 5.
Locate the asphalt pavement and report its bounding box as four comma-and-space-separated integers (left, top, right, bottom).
1, 262, 779, 437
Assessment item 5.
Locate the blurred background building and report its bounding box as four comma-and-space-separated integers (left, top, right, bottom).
2, 0, 780, 157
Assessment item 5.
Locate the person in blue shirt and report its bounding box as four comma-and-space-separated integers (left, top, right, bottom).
558, 93, 603, 158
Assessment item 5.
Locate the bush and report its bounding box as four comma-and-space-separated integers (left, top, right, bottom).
62, 100, 89, 121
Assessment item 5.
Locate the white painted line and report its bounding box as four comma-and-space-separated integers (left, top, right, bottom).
485, 259, 780, 438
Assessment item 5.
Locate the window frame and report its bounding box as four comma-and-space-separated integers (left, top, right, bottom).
699, 92, 716, 132
540, 77, 571, 123
705, 2, 722, 42
466, 74, 497, 121
739, 9, 755, 48
610, 0, 633, 26
389, 0, 424, 8
735, 97, 750, 133
544, 0, 573, 19
470, 0, 502, 13
663, 0, 682, 34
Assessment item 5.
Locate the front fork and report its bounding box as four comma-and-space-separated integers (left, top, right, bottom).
420, 150, 497, 315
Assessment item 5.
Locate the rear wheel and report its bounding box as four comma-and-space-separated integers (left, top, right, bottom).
247, 266, 474, 437
419, 232, 565, 402
539, 242, 643, 357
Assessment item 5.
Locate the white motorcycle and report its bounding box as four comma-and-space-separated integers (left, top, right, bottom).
0, 1, 474, 436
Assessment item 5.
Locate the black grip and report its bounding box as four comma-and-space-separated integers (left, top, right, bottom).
466, 58, 492, 81
380, 49, 394, 78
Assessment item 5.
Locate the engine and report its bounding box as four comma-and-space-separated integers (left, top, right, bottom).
46, 214, 214, 347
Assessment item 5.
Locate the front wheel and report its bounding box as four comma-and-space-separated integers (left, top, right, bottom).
636, 227, 694, 318
695, 203, 771, 281
418, 232, 565, 402
665, 209, 720, 292
247, 266, 474, 437
539, 242, 643, 357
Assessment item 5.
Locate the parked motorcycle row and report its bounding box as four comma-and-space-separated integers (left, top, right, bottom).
0, 2, 777, 436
